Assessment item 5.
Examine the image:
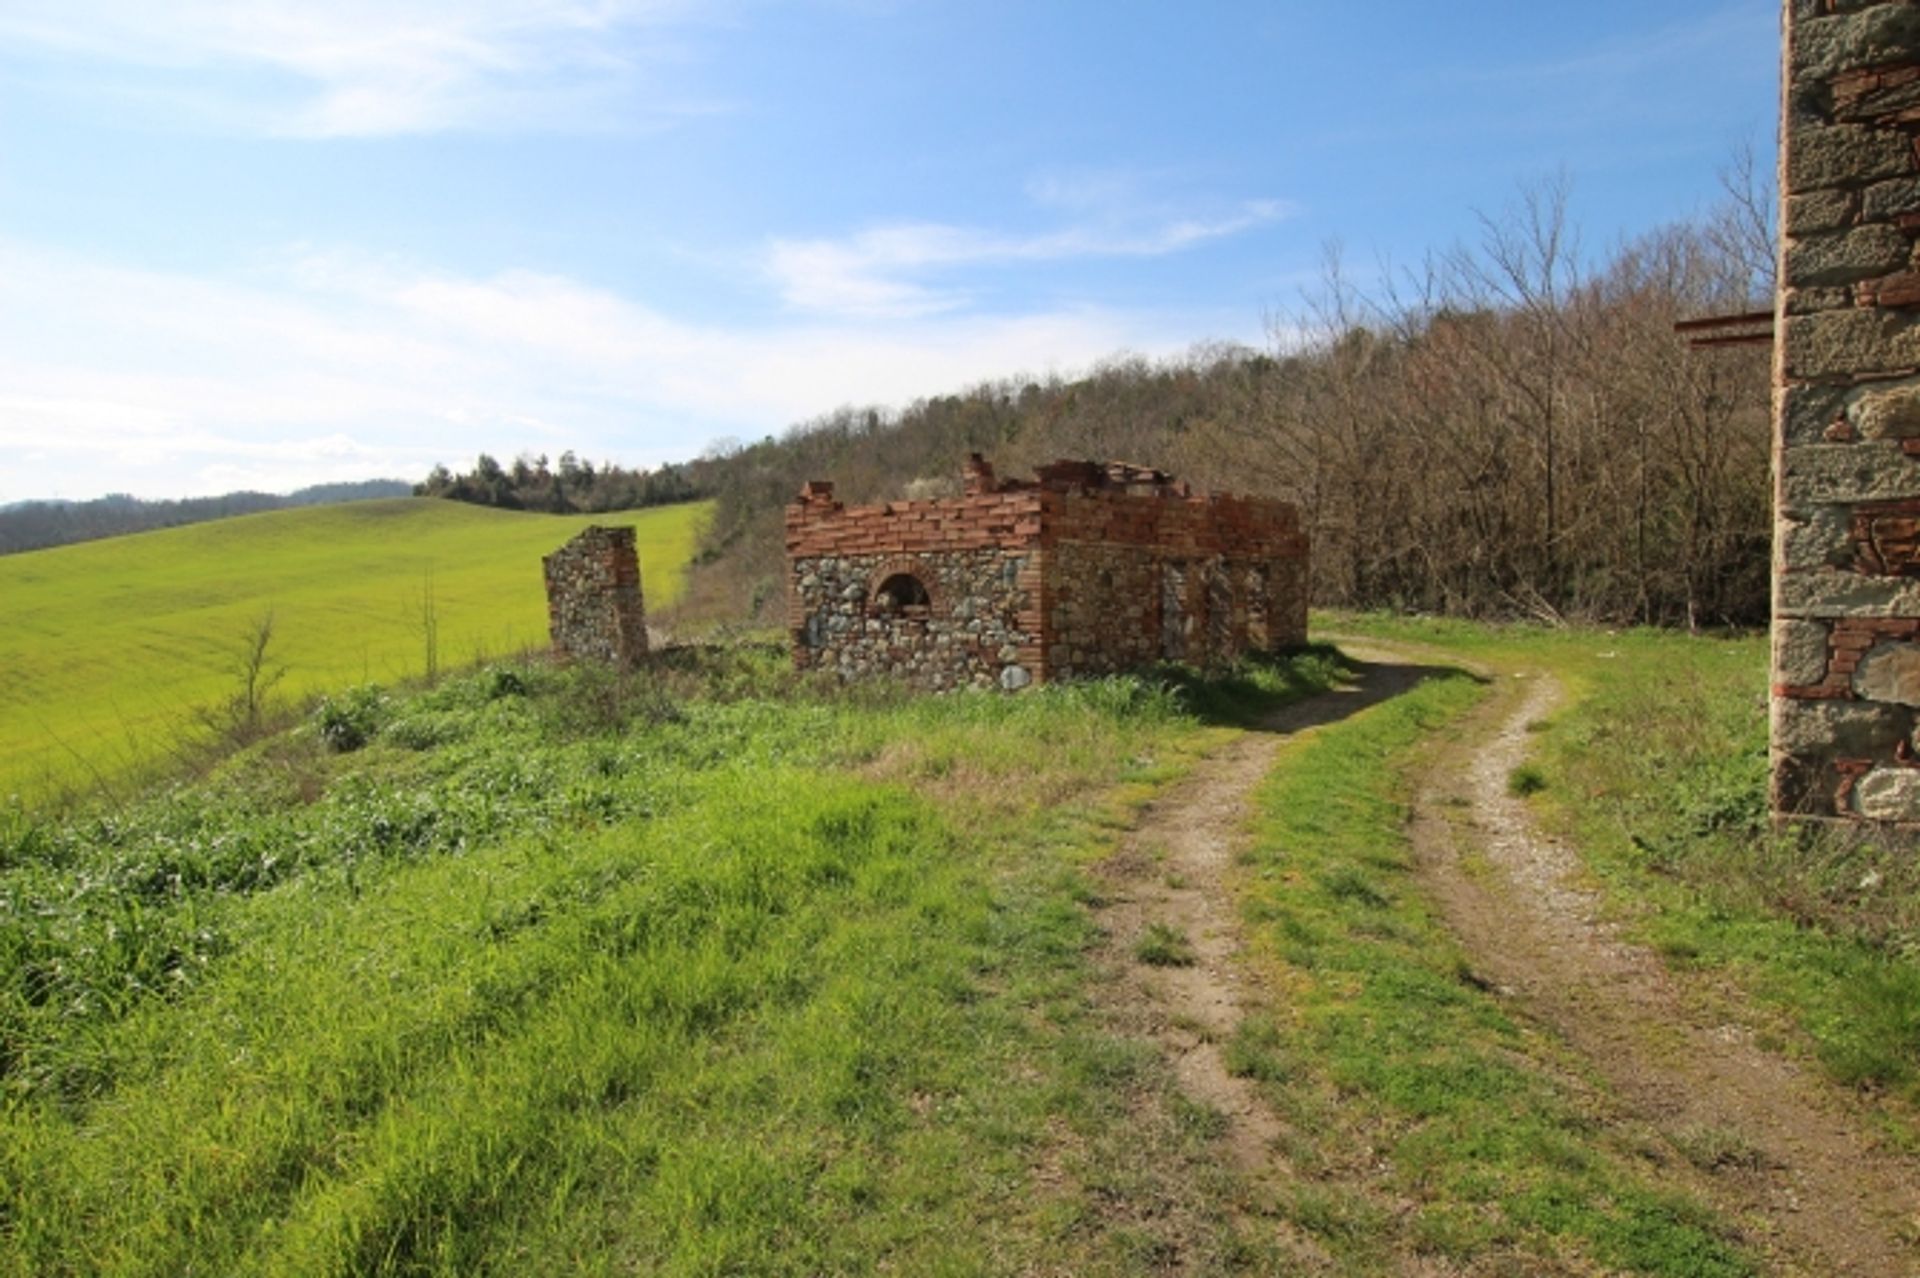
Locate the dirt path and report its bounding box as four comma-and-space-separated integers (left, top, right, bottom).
1089, 660, 1432, 1175
1390, 646, 1920, 1277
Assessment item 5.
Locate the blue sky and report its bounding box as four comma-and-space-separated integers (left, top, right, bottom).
0, 1, 1776, 501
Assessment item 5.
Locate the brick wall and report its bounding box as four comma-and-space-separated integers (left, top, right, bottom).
543, 525, 649, 669
1773, 0, 1920, 818
1041, 488, 1308, 679
787, 456, 1309, 691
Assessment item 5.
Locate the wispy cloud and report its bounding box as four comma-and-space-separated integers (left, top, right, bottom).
0, 0, 733, 136
768, 199, 1292, 318
0, 237, 1245, 499
1434, 6, 1768, 90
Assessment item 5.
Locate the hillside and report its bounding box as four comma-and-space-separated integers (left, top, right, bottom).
0, 497, 709, 806
5, 624, 1916, 1274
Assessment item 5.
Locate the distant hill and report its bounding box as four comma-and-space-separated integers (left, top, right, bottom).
0, 496, 710, 806
0, 479, 415, 555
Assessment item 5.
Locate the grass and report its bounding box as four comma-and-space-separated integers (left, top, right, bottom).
1133, 922, 1196, 967
0, 645, 1346, 1276
1235, 665, 1756, 1275
9, 598, 1916, 1273
1508, 762, 1548, 796
0, 498, 709, 807
1326, 610, 1920, 1129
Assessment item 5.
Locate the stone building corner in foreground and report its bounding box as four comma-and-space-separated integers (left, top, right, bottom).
1772, 0, 1920, 821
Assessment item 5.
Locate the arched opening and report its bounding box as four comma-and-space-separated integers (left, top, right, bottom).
873, 572, 932, 620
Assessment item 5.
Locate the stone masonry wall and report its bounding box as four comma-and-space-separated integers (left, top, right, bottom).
543, 525, 649, 669
788, 456, 1309, 691
1043, 489, 1309, 680
1774, 1, 1920, 819
787, 479, 1047, 690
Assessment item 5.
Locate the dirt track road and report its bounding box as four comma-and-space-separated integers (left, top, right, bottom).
1093, 643, 1920, 1275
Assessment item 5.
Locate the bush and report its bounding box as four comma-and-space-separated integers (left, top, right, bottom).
313, 685, 389, 753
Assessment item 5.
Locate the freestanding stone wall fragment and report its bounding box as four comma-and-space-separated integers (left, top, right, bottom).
787, 454, 1308, 691
543, 525, 648, 669
1773, 0, 1920, 820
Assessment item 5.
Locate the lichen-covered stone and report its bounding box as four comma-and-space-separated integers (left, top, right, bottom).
1776, 504, 1854, 573
1852, 766, 1920, 820
1794, 6, 1920, 83
1783, 308, 1920, 382
1848, 380, 1920, 438
1853, 640, 1920, 704
1785, 223, 1910, 286
1776, 619, 1833, 687
1863, 176, 1920, 222
1786, 123, 1914, 191
1787, 188, 1856, 235
1778, 442, 1920, 505
1776, 569, 1920, 618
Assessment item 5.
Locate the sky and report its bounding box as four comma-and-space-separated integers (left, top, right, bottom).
0, 1, 1779, 502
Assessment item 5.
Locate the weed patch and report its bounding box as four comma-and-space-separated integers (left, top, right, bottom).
1133, 922, 1196, 967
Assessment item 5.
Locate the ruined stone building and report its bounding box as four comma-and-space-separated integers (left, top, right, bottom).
787, 455, 1309, 691
544, 525, 649, 669
1773, 1, 1920, 821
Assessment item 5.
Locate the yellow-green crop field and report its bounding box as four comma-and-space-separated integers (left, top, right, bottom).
0, 498, 709, 806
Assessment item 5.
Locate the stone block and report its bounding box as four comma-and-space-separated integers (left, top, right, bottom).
1790, 285, 1857, 315
1777, 567, 1920, 617
1779, 441, 1920, 504
1780, 503, 1856, 573
1853, 766, 1920, 819
1849, 379, 1920, 437
1782, 306, 1920, 380
1854, 640, 1920, 704
1783, 383, 1852, 446
1863, 176, 1920, 221
1772, 696, 1900, 757
1786, 223, 1911, 285
1793, 7, 1920, 85
1776, 618, 1834, 687
1788, 188, 1856, 235
1787, 123, 1914, 194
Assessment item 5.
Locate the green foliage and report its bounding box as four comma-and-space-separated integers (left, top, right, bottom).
312, 684, 389, 752
1153, 643, 1356, 726
1507, 763, 1548, 797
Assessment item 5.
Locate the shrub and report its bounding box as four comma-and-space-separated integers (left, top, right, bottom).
313, 685, 389, 753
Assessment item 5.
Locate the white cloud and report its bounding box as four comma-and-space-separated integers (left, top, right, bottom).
0, 0, 730, 136
768, 200, 1292, 318
0, 237, 1248, 500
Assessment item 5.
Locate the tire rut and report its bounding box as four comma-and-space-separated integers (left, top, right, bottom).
1399, 652, 1920, 1277
1089, 661, 1431, 1174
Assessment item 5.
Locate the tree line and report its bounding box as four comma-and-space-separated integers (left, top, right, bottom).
414, 451, 707, 514
0, 480, 412, 556
678, 174, 1774, 631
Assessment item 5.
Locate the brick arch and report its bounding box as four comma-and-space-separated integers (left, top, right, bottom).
866, 555, 942, 618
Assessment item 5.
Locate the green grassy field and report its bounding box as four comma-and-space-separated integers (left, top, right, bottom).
5, 615, 1916, 1274
0, 499, 708, 806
